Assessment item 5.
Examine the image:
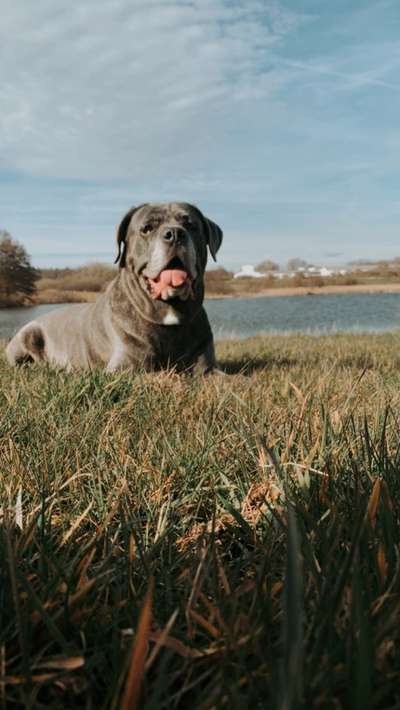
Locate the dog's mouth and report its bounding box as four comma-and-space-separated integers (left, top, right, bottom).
144, 257, 194, 301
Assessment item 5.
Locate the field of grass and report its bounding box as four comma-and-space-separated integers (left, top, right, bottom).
1, 333, 400, 708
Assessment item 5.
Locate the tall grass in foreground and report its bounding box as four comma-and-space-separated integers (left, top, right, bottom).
1, 334, 400, 708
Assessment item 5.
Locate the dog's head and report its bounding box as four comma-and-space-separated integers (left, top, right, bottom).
114, 202, 223, 305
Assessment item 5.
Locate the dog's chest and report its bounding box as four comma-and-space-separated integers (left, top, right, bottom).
144, 313, 209, 371
148, 325, 191, 369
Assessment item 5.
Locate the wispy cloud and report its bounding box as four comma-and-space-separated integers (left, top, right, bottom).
276, 57, 400, 92
0, 0, 307, 179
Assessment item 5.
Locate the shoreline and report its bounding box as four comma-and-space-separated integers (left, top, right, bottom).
3, 281, 400, 309
206, 282, 400, 299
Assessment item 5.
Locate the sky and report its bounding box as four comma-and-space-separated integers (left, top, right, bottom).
0, 0, 399, 270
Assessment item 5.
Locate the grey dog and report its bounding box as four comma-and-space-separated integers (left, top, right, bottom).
6, 202, 223, 374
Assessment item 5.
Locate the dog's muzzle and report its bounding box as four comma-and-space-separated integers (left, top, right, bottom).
144, 257, 194, 301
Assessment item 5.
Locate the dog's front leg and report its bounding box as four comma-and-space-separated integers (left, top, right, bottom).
191, 341, 223, 376
105, 336, 132, 372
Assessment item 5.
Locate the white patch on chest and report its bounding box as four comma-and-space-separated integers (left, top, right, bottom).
163, 309, 180, 326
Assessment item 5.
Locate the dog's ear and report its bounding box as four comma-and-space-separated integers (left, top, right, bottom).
191, 205, 223, 261
202, 216, 223, 261
115, 204, 146, 268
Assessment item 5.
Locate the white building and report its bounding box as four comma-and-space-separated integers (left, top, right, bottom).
234, 265, 264, 279
319, 267, 334, 277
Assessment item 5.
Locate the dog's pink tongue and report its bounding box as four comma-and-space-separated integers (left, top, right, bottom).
149, 269, 189, 299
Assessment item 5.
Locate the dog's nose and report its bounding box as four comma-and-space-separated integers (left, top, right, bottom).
162, 227, 186, 244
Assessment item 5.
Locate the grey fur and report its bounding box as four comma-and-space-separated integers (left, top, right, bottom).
6, 202, 223, 374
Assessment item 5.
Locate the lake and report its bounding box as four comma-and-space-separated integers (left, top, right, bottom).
1, 293, 400, 341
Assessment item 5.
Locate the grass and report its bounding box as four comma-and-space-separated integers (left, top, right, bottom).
1, 333, 400, 708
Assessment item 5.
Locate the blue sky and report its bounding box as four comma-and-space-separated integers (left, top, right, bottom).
0, 0, 399, 269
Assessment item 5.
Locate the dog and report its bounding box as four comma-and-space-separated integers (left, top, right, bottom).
6, 202, 223, 374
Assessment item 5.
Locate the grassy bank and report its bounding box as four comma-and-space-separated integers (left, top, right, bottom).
1, 334, 400, 708
33, 281, 400, 305
28, 262, 400, 303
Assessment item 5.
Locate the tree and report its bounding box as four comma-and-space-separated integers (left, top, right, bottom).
287, 258, 309, 272
0, 231, 39, 306
256, 259, 279, 273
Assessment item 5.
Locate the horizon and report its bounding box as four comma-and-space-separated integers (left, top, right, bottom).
30, 251, 400, 273
1, 0, 400, 269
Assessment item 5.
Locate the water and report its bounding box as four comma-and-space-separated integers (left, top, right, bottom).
205, 293, 400, 339
0, 304, 71, 341
1, 294, 400, 341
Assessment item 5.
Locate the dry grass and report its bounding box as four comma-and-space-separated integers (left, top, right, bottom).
34, 289, 98, 305
37, 264, 116, 293
34, 262, 400, 303
1, 333, 400, 707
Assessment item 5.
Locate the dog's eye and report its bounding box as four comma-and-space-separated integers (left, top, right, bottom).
142, 223, 154, 234
182, 216, 194, 229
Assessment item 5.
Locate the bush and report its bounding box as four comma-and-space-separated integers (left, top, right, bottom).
38, 263, 116, 292
235, 276, 276, 293
204, 268, 234, 295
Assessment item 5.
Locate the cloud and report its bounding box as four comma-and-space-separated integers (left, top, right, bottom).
0, 0, 308, 180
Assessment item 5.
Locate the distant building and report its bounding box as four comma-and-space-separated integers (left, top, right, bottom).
279, 265, 337, 278
234, 265, 264, 279
319, 267, 333, 277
